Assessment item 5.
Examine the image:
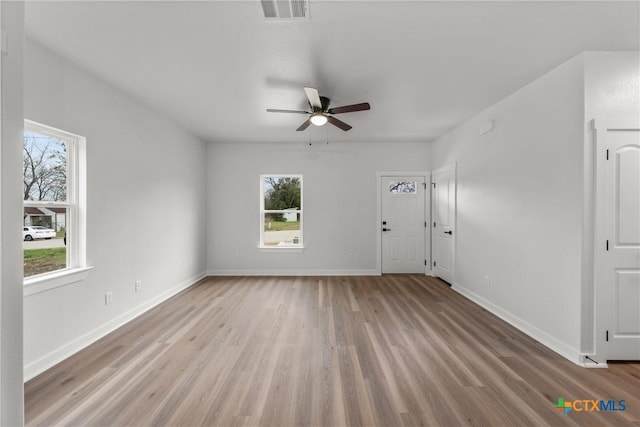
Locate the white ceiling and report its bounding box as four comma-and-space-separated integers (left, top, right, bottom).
25, 1, 639, 144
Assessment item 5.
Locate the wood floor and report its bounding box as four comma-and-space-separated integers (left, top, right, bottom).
26, 275, 640, 426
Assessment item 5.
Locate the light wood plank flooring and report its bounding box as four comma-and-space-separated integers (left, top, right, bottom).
26, 275, 640, 426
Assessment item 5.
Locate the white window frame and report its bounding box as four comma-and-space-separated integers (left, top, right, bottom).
259, 174, 303, 249
23, 120, 89, 294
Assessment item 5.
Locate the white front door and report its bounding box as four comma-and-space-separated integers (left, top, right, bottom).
595, 120, 640, 361
381, 176, 426, 274
431, 164, 456, 284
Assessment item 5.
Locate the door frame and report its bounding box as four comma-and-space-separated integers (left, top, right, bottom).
376, 171, 430, 275
430, 163, 457, 282
592, 117, 640, 363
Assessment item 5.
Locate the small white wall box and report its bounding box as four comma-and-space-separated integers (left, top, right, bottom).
479, 120, 494, 135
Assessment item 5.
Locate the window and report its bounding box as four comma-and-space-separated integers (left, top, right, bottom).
23, 120, 86, 280
260, 175, 303, 248
389, 181, 417, 194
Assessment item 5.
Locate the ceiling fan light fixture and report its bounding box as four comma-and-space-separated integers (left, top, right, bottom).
310, 113, 328, 126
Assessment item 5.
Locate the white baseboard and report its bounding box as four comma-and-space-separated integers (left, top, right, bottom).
207, 269, 380, 276
580, 360, 609, 368
576, 354, 608, 368
451, 282, 582, 366
24, 272, 207, 382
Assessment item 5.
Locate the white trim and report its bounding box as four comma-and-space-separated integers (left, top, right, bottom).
581, 358, 609, 369
23, 272, 206, 381
23, 266, 93, 296
23, 119, 84, 141
207, 269, 379, 276
258, 246, 305, 253
376, 170, 430, 275
581, 120, 597, 356
592, 117, 640, 131
452, 282, 583, 365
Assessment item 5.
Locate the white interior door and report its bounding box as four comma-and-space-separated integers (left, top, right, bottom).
381, 176, 426, 274
431, 164, 456, 284
595, 120, 640, 361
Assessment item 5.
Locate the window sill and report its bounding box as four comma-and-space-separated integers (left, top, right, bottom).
24, 266, 94, 297
259, 246, 305, 253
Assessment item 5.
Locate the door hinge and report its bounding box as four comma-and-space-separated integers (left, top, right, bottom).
433, 261, 436, 267
425, 221, 427, 228
606, 240, 609, 251
433, 222, 436, 228
606, 330, 609, 342
423, 182, 427, 189
606, 149, 609, 160
424, 260, 427, 266
432, 182, 436, 188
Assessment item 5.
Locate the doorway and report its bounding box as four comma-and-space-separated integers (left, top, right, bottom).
431, 164, 456, 284
594, 119, 640, 361
379, 174, 428, 274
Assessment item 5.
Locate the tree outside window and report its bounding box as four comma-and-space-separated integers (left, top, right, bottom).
260, 175, 303, 247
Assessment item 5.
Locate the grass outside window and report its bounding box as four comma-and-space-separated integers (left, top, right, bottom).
263, 220, 300, 232
24, 247, 67, 277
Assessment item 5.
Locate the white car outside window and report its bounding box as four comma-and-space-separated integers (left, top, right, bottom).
23, 226, 56, 241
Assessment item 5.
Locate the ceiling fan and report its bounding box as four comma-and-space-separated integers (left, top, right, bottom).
267, 87, 370, 132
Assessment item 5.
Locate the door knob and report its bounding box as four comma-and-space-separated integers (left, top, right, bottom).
383, 228, 391, 232
444, 230, 453, 235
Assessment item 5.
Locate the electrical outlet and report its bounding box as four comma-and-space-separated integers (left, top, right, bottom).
484, 276, 491, 287
135, 280, 142, 292
105, 291, 113, 305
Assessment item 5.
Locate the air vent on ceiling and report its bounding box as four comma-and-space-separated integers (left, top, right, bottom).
261, 0, 309, 20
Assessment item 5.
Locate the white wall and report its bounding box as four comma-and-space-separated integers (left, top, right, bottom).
430, 55, 586, 362
0, 3, 25, 424
207, 141, 431, 274
585, 52, 640, 119
581, 51, 640, 355
23, 40, 208, 379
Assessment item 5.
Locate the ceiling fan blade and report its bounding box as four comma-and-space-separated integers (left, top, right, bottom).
266, 109, 310, 114
327, 102, 371, 115
296, 118, 312, 131
327, 116, 352, 131
303, 87, 322, 110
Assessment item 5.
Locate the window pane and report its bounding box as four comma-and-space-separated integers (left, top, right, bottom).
23, 207, 68, 277
263, 176, 301, 210
23, 130, 67, 202
263, 213, 301, 246
389, 181, 417, 194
